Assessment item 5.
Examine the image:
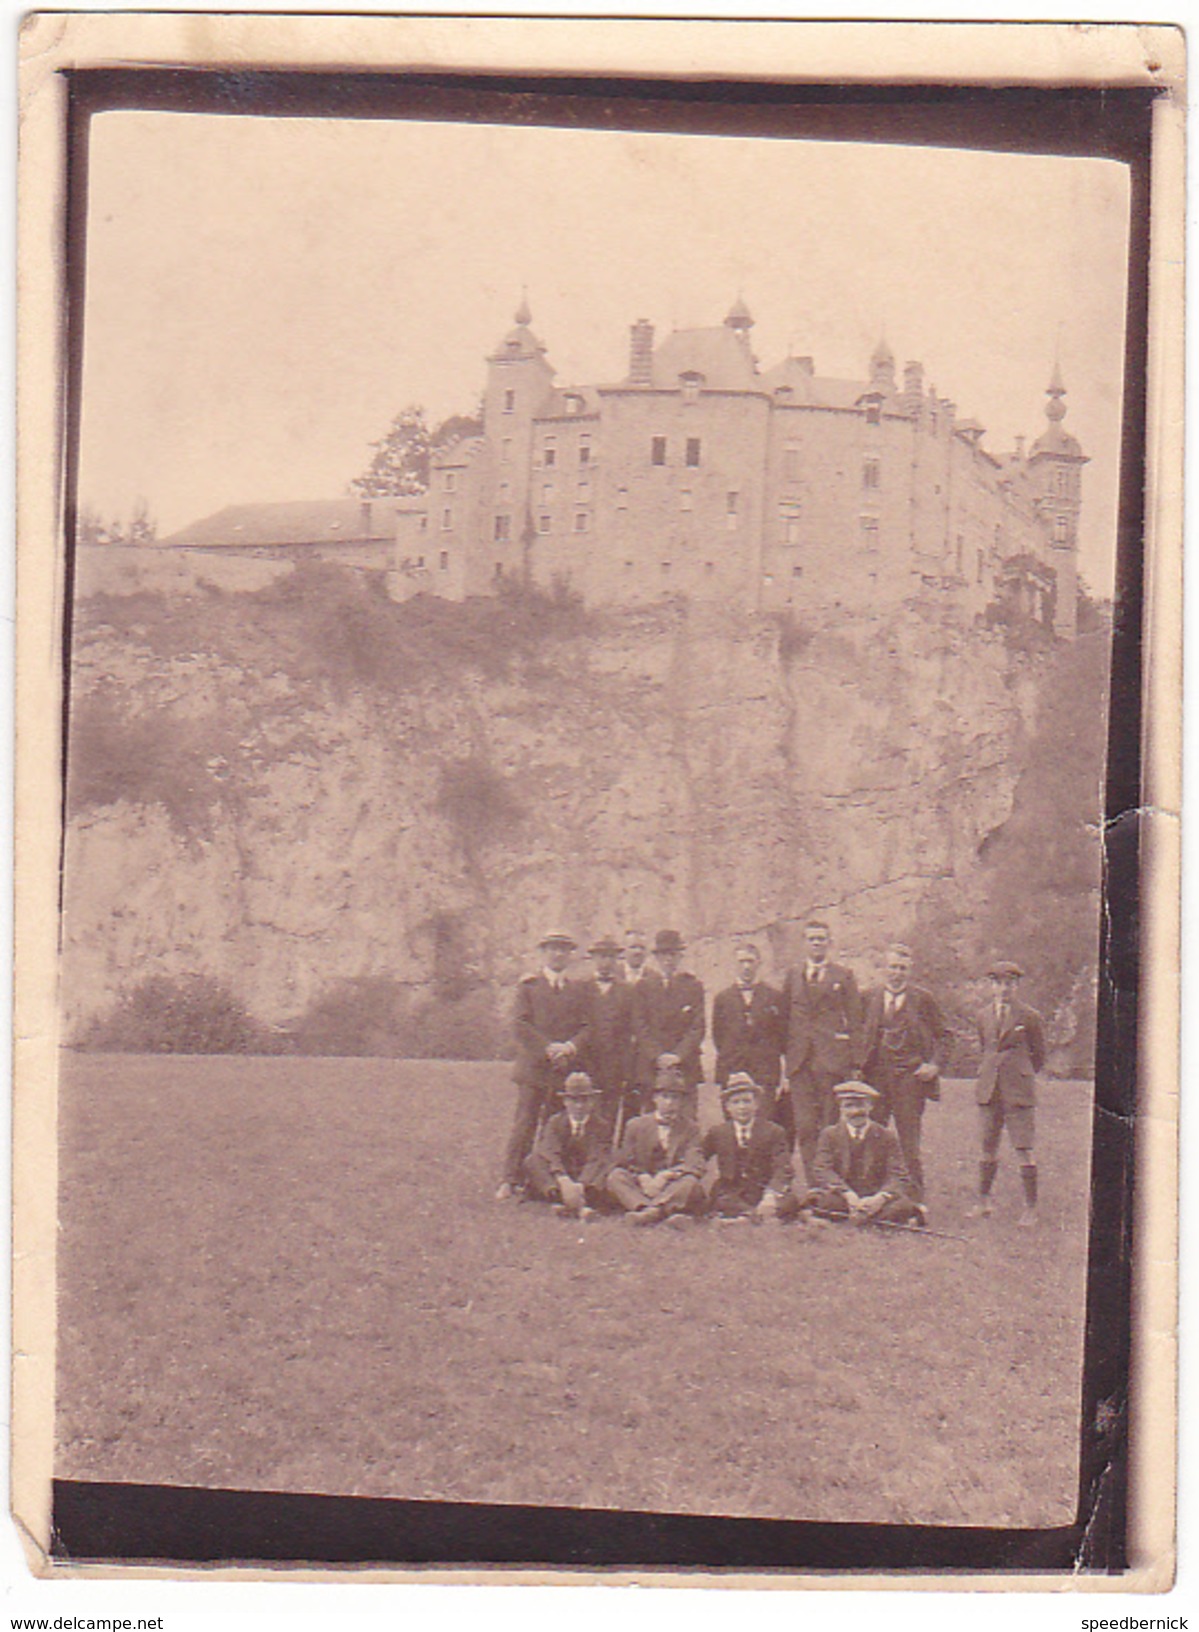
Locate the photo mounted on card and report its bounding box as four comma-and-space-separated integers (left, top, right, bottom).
13, 14, 1182, 1584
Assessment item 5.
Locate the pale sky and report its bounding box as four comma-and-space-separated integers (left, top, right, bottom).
79, 112, 1131, 592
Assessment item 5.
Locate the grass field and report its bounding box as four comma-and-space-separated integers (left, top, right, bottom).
56, 1055, 1092, 1527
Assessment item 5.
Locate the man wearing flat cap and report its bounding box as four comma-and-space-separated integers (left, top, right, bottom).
972, 960, 1047, 1226
497, 931, 590, 1201
702, 1073, 800, 1222
525, 1072, 613, 1220
581, 936, 636, 1133
806, 1081, 923, 1227
639, 929, 705, 1111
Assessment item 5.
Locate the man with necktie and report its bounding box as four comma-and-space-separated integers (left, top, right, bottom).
581, 936, 635, 1133
806, 1081, 923, 1226
525, 1072, 613, 1220
782, 920, 865, 1185
640, 929, 705, 1113
711, 943, 791, 1140
623, 927, 663, 1113
496, 930, 591, 1201
702, 1073, 800, 1221
971, 959, 1047, 1226
861, 943, 947, 1201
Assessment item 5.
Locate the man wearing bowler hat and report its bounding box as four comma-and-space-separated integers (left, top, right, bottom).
496, 930, 590, 1201
971, 959, 1047, 1227
581, 936, 636, 1132
641, 929, 705, 1110
525, 1071, 613, 1220
703, 1073, 800, 1222
606, 1060, 706, 1226
806, 1081, 924, 1227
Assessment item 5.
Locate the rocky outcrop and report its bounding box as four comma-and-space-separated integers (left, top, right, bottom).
61, 572, 1106, 1068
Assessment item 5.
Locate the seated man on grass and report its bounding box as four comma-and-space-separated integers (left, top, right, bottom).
703, 1072, 801, 1223
606, 1057, 706, 1228
524, 1071, 612, 1221
806, 1080, 926, 1228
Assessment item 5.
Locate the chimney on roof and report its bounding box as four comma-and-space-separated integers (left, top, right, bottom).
629, 319, 655, 385
901, 360, 924, 416
795, 356, 815, 377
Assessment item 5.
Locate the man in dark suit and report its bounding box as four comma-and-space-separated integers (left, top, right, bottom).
861, 943, 947, 1201
581, 936, 635, 1133
711, 943, 792, 1145
525, 1072, 613, 1220
783, 919, 865, 1185
606, 1065, 706, 1226
806, 1081, 924, 1226
496, 930, 591, 1200
623, 928, 663, 1113
971, 959, 1047, 1226
703, 1073, 800, 1221
639, 929, 705, 1111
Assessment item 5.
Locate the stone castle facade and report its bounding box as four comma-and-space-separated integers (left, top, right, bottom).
393, 298, 1085, 636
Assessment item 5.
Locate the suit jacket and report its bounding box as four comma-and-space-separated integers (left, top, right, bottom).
711, 981, 786, 1089
581, 978, 635, 1094
512, 974, 591, 1088
862, 984, 946, 1099
813, 1120, 912, 1199
639, 971, 706, 1088
703, 1117, 794, 1200
975, 999, 1046, 1107
534, 1110, 613, 1187
626, 966, 664, 1087
783, 961, 865, 1079
613, 1113, 706, 1180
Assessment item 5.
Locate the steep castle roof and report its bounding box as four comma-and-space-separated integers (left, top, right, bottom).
161, 498, 401, 548
649, 326, 758, 390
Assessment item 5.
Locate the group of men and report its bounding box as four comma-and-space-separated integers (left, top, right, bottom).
496, 922, 1048, 1230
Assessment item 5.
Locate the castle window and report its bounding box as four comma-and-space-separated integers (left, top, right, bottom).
419, 516, 428, 533
863, 456, 881, 489
574, 512, 589, 532
680, 371, 703, 403
501, 438, 512, 465
624, 561, 634, 571
727, 491, 740, 531
441, 508, 453, 531
577, 480, 591, 504
494, 514, 511, 541
579, 435, 592, 465
785, 518, 801, 545
542, 482, 554, 504
1054, 515, 1070, 542
538, 514, 552, 534
680, 489, 693, 512
860, 516, 879, 545
565, 395, 583, 416
498, 481, 511, 500
543, 437, 557, 468
442, 471, 457, 493
704, 561, 715, 576
651, 436, 667, 466
792, 565, 803, 580
866, 401, 882, 426
503, 389, 515, 413
784, 444, 800, 481
494, 562, 504, 577
685, 437, 702, 467
661, 561, 672, 576
415, 555, 426, 570
617, 487, 629, 509
439, 550, 449, 571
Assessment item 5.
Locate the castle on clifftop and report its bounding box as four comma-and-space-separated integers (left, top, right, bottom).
165, 298, 1087, 637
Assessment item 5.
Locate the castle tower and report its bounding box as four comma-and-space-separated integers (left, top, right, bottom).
724, 296, 755, 361
869, 332, 896, 395
1027, 357, 1087, 636
481, 297, 556, 561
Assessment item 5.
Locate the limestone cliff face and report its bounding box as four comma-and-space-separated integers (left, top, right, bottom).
61, 574, 1104, 1067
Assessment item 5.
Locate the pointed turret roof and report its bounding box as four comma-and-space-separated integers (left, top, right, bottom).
1031, 358, 1084, 459
724, 296, 753, 331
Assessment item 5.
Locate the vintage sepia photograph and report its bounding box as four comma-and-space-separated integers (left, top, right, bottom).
13, 16, 1183, 1583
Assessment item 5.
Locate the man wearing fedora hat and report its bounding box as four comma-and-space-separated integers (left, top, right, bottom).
806, 1081, 923, 1226
525, 1071, 613, 1220
581, 936, 636, 1134
971, 959, 1047, 1226
639, 929, 705, 1111
496, 931, 591, 1201
702, 1073, 800, 1221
